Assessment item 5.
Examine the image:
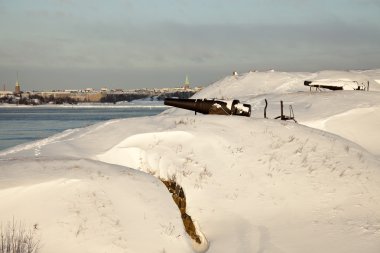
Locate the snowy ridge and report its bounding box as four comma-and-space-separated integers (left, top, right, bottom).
0, 128, 81, 158
194, 69, 380, 101
1, 69, 380, 253
193, 71, 314, 100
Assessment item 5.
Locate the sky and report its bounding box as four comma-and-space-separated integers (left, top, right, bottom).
0, 0, 379, 90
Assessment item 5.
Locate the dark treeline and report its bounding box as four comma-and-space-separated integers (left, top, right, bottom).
1, 90, 197, 105
100, 91, 196, 103
0, 94, 78, 105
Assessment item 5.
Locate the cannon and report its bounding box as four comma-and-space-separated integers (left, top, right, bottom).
164, 98, 251, 117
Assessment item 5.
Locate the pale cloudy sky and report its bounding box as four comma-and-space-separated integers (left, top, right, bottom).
0, 0, 379, 90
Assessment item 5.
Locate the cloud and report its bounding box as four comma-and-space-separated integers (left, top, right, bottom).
1, 18, 379, 89
1, 20, 379, 70
57, 0, 73, 3
352, 0, 380, 6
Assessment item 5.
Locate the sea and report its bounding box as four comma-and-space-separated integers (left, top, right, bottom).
0, 103, 167, 151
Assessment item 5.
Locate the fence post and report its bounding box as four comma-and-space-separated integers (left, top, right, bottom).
264, 99, 268, 118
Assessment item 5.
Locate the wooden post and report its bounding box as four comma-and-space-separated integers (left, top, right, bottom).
264, 99, 268, 118
367, 81, 370, 91
280, 100, 284, 120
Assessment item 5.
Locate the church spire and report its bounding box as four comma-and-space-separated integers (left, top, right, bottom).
183, 75, 190, 90
15, 71, 21, 94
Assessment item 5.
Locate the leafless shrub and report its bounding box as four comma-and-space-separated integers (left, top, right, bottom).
199, 167, 212, 179
0, 219, 40, 253
175, 119, 187, 125
146, 167, 158, 176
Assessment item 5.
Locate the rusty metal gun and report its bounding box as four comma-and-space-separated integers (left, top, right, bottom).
164, 98, 251, 117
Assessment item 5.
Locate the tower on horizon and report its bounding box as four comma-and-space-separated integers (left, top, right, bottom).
15, 72, 21, 94
183, 75, 190, 90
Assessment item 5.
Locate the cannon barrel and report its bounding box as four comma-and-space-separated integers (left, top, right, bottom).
164, 98, 251, 117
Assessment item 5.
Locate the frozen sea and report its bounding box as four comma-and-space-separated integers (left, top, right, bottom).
0, 104, 167, 151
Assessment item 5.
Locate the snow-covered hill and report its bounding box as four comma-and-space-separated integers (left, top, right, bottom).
167, 69, 380, 156
1, 69, 380, 253
192, 69, 380, 100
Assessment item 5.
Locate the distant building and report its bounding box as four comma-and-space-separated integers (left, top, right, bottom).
0, 83, 12, 97
0, 90, 13, 98
84, 88, 95, 93
15, 79, 21, 95
65, 89, 79, 93
183, 75, 190, 90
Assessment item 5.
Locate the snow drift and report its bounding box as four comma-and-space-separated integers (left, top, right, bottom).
1, 69, 380, 253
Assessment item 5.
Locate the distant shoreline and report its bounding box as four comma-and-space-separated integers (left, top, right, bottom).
0, 101, 169, 109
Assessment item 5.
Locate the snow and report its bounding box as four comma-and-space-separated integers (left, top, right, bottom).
1, 69, 380, 253
305, 107, 380, 155
235, 102, 250, 114
193, 69, 380, 101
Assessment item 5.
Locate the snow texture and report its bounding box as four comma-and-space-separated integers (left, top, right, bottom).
1, 69, 380, 253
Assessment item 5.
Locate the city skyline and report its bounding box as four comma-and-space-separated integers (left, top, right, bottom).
1, 72, 195, 91
1, 0, 380, 90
